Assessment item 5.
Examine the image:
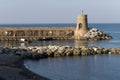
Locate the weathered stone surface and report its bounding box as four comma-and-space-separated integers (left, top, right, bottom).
46, 49, 54, 57
81, 47, 90, 56
1, 45, 120, 60
54, 52, 61, 57
64, 47, 73, 56
0, 27, 75, 41
84, 28, 112, 40
108, 48, 120, 54
73, 48, 81, 56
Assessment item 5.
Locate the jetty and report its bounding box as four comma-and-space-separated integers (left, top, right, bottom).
0, 14, 112, 41
0, 27, 74, 41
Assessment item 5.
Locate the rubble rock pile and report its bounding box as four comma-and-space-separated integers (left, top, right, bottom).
6, 45, 119, 60
1, 45, 120, 60
84, 28, 112, 40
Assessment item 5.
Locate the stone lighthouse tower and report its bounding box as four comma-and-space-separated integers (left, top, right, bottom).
74, 14, 88, 40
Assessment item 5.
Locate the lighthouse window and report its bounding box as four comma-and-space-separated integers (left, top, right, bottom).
79, 23, 82, 29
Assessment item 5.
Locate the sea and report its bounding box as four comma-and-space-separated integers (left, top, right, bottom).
1, 23, 120, 80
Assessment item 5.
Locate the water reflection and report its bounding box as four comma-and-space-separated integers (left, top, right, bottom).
74, 40, 88, 47
0, 39, 118, 48
0, 40, 89, 48
25, 54, 120, 80
0, 41, 19, 47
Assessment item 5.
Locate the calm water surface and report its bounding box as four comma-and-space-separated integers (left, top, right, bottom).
25, 54, 120, 80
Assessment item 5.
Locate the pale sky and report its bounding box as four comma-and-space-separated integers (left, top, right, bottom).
0, 0, 119, 24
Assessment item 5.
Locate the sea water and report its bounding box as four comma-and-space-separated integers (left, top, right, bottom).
0, 23, 120, 80
25, 54, 120, 80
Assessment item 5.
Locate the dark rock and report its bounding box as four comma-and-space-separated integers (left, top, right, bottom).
64, 48, 73, 56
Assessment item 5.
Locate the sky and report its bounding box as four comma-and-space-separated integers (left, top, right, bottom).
0, 0, 119, 24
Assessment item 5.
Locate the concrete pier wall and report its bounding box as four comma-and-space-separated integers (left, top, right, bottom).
0, 27, 75, 41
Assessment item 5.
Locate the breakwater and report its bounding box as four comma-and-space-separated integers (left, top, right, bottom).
0, 27, 112, 41
1, 46, 120, 60
84, 28, 112, 40
0, 27, 74, 41
0, 14, 112, 41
